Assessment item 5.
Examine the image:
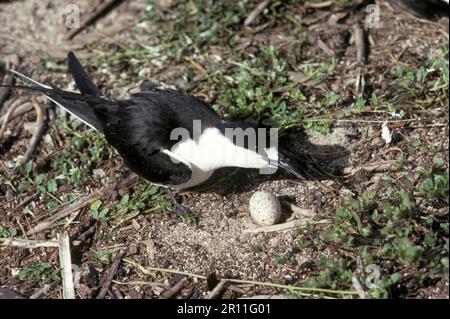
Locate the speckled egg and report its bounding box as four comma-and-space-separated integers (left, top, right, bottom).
249, 191, 281, 226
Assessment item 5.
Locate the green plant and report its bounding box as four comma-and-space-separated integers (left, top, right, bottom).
18, 262, 60, 284
0, 226, 17, 238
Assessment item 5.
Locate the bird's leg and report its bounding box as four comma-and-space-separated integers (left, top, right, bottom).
167, 189, 190, 216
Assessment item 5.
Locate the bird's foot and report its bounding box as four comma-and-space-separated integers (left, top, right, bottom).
167, 189, 191, 217
172, 201, 192, 216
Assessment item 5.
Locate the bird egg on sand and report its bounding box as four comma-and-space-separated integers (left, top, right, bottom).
249, 190, 281, 226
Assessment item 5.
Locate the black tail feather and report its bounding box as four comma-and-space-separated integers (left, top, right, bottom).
67, 52, 102, 96
0, 83, 106, 133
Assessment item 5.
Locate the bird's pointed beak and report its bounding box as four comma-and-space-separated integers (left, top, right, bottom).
264, 147, 304, 179
278, 156, 304, 180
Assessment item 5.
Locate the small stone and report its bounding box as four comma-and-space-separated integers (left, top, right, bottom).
249, 191, 282, 226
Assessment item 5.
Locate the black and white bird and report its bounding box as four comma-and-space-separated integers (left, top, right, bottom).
5, 53, 301, 196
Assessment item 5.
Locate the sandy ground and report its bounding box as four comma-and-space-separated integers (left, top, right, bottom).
0, 0, 448, 298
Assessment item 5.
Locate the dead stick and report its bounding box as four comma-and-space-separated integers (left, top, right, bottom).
342, 160, 397, 175
0, 101, 33, 127
58, 232, 75, 299
18, 97, 47, 166
96, 251, 125, 299
27, 175, 139, 235
29, 282, 59, 299
281, 201, 315, 217
160, 277, 189, 299
244, 219, 330, 234
66, 0, 124, 40
0, 98, 23, 140
239, 295, 287, 299
17, 192, 40, 209
306, 0, 332, 9
352, 23, 366, 64
0, 238, 59, 248
244, 0, 271, 26
352, 23, 367, 97
206, 279, 228, 299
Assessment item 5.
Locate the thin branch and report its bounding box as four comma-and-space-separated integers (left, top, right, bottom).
58, 232, 75, 299
17, 192, 40, 209
206, 279, 228, 299
239, 294, 287, 299
281, 201, 316, 218
0, 238, 59, 248
342, 160, 398, 176
352, 23, 367, 64
17, 97, 47, 166
0, 100, 33, 127
243, 219, 330, 234
66, 0, 124, 40
244, 0, 271, 27
124, 258, 359, 296
160, 277, 189, 299
29, 282, 59, 299
96, 251, 125, 299
0, 97, 24, 140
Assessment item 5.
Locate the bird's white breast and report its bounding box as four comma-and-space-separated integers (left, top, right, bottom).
165, 128, 276, 189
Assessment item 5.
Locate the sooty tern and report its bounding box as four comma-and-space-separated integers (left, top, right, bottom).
4, 52, 302, 196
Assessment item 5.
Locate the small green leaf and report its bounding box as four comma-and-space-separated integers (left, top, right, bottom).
441, 257, 449, 271
120, 195, 130, 206
34, 173, 47, 185
18, 182, 33, 192
389, 272, 401, 284
47, 179, 58, 193
273, 256, 285, 265
25, 161, 33, 175
90, 199, 102, 211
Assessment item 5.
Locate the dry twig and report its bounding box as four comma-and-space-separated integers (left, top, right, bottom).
66, 0, 124, 40
29, 282, 59, 299
97, 251, 125, 299
206, 279, 228, 299
281, 201, 316, 218
244, 0, 271, 26
243, 219, 330, 234
239, 295, 287, 299
160, 277, 189, 299
0, 100, 33, 127
0, 98, 26, 140
352, 23, 367, 97
353, 23, 367, 64
343, 160, 398, 176
17, 97, 47, 166
58, 232, 75, 299
0, 238, 59, 248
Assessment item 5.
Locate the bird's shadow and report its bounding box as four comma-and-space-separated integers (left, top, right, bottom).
187, 127, 350, 195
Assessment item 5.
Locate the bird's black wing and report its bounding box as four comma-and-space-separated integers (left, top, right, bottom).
97, 97, 192, 187
67, 52, 103, 96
